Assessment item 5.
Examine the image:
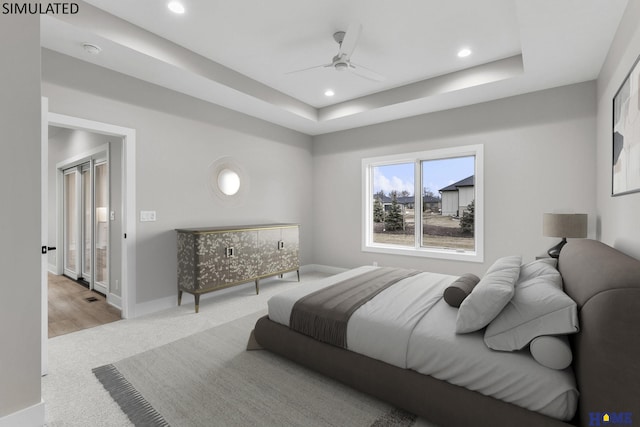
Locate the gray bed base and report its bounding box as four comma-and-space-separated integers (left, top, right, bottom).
254, 240, 640, 427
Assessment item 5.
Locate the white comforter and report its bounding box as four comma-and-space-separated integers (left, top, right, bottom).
268, 266, 578, 421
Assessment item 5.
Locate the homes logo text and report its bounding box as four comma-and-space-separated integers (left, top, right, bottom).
2, 2, 79, 14
589, 412, 633, 426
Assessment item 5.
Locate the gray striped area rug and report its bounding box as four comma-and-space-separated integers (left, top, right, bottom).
93, 311, 419, 427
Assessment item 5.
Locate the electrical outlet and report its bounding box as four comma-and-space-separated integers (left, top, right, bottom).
110, 211, 115, 221
140, 210, 157, 222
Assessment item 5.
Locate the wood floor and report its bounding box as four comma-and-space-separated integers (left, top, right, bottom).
48, 273, 121, 338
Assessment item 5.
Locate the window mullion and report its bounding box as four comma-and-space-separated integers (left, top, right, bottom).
415, 159, 421, 250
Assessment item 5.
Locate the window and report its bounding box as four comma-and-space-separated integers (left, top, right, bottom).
362, 144, 483, 262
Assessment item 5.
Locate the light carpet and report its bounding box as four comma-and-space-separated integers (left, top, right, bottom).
94, 310, 418, 427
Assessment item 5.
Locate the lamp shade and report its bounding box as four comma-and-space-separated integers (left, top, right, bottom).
542, 213, 587, 238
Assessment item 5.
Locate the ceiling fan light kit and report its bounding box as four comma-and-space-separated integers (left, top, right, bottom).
334, 62, 349, 71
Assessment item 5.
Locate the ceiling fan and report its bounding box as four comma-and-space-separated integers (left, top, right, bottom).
287, 23, 385, 82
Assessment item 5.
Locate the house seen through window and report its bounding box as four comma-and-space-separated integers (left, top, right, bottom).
364, 145, 483, 262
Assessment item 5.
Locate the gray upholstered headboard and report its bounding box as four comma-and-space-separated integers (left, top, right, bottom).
559, 239, 640, 426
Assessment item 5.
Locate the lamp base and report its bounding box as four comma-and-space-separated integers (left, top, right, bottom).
547, 238, 568, 259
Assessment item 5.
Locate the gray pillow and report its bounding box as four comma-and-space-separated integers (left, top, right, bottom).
455, 255, 521, 334
444, 273, 481, 308
484, 259, 579, 351
529, 335, 573, 370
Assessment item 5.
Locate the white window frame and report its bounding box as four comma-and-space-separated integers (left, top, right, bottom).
362, 144, 484, 263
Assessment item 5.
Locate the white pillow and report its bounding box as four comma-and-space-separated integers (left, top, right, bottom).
529, 335, 573, 370
519, 257, 557, 281
455, 255, 521, 334
484, 259, 579, 351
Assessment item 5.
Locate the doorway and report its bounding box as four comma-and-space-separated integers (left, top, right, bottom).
42, 109, 137, 375
49, 131, 120, 336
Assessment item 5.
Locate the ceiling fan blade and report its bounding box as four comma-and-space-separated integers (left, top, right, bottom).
338, 22, 362, 59
348, 62, 385, 82
285, 63, 333, 75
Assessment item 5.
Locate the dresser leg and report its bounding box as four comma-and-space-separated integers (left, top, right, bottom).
255, 279, 260, 295
194, 294, 200, 313
297, 270, 300, 282
178, 290, 183, 306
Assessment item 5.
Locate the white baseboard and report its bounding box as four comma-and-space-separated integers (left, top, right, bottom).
0, 400, 45, 427
133, 280, 256, 317
133, 294, 177, 318
107, 293, 122, 310
47, 264, 57, 275
301, 264, 347, 275
133, 275, 281, 318
133, 265, 343, 318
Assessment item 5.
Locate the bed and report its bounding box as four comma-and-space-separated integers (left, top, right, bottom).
253, 239, 640, 427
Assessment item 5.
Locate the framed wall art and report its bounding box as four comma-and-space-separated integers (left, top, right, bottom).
612, 54, 640, 196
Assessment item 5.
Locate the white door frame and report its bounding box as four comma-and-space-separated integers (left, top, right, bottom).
42, 104, 137, 375
41, 98, 49, 376
47, 110, 137, 318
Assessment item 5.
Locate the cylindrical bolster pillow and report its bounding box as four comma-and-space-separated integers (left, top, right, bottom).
444, 273, 481, 308
529, 335, 573, 370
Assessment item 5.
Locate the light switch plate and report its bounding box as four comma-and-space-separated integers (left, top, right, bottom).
140, 210, 156, 222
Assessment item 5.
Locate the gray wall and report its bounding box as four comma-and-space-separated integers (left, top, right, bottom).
596, 0, 640, 259
42, 49, 314, 306
0, 13, 42, 421
48, 126, 123, 298
43, 8, 640, 308
312, 82, 598, 276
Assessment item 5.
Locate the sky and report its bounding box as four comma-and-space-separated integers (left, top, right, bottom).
373, 156, 474, 196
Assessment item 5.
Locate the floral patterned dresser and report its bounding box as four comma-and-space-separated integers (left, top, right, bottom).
176, 224, 300, 313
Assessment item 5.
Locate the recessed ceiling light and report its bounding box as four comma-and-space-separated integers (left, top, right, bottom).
168, 1, 185, 14
324, 89, 335, 97
457, 48, 471, 58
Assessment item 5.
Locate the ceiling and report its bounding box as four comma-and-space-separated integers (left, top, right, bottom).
41, 0, 628, 136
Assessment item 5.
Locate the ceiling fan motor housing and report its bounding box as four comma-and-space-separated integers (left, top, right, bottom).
335, 62, 349, 71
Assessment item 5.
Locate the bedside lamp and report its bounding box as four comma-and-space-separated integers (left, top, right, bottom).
543, 213, 587, 258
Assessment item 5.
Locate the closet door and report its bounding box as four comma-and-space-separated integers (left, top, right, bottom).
80, 164, 92, 283
93, 161, 109, 294
61, 157, 109, 294
63, 168, 80, 279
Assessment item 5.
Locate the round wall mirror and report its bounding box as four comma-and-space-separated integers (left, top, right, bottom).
217, 168, 241, 196
208, 157, 248, 205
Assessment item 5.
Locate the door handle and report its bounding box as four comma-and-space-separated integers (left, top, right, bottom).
41, 246, 57, 254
